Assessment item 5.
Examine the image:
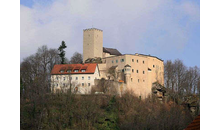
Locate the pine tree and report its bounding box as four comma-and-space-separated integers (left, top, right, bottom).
58, 41, 67, 64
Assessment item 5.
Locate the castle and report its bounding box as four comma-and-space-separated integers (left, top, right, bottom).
51, 28, 164, 98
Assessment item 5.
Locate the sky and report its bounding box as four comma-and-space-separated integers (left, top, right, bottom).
20, 0, 200, 67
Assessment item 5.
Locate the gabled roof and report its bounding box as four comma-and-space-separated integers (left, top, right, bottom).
51, 63, 97, 75
103, 47, 122, 56
124, 64, 131, 67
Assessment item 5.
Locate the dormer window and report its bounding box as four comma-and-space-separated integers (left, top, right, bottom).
74, 66, 81, 71
81, 69, 86, 72
60, 67, 66, 73
67, 70, 71, 73
74, 69, 79, 72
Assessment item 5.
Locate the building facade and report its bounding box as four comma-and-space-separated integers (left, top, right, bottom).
51, 63, 100, 94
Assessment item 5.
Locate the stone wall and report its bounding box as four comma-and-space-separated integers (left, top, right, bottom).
92, 79, 127, 96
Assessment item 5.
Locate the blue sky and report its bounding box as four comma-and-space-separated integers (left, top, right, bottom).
20, 0, 200, 67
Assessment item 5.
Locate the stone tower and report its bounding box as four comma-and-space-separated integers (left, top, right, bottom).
124, 64, 131, 85
83, 28, 103, 62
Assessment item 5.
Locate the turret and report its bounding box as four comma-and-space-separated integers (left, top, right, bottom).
124, 64, 131, 84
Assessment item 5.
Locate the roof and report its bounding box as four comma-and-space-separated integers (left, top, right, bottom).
102, 54, 163, 62
124, 64, 131, 67
51, 63, 97, 75
109, 65, 118, 69
185, 115, 200, 130
119, 80, 124, 83
103, 47, 122, 56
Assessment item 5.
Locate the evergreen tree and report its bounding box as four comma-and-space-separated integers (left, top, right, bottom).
58, 41, 67, 64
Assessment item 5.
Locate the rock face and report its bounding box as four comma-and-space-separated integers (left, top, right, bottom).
85, 57, 102, 63
182, 95, 200, 116
152, 81, 167, 101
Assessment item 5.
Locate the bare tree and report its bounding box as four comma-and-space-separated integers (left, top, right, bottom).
70, 52, 83, 64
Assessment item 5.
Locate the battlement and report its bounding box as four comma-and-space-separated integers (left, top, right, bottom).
83, 28, 103, 32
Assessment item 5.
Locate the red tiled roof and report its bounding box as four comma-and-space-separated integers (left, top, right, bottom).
119, 80, 124, 83
81, 66, 88, 70
51, 63, 97, 75
185, 115, 200, 130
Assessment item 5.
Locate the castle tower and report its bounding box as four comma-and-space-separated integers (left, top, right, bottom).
83, 28, 103, 62
124, 64, 131, 85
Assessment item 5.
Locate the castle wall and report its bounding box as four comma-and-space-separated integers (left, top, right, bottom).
97, 63, 107, 79
94, 79, 127, 96
102, 52, 116, 58
100, 54, 164, 98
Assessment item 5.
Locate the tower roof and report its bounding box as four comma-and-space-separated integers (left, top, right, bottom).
103, 47, 122, 56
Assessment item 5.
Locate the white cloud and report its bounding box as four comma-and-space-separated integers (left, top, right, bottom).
20, 0, 200, 61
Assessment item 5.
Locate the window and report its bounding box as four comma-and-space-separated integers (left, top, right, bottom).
143, 80, 145, 82
137, 70, 138, 73
121, 59, 124, 62
82, 83, 84, 86
137, 60, 138, 63
148, 68, 152, 72
60, 70, 64, 73
143, 61, 145, 64
67, 70, 71, 73
57, 84, 58, 87
82, 77, 84, 80
116, 60, 118, 63
112, 60, 114, 63
70, 77, 72, 80
138, 79, 140, 82
81, 69, 86, 72
131, 78, 133, 82
132, 69, 134, 73
76, 77, 78, 80
122, 69, 124, 72
63, 83, 65, 87
143, 71, 145, 74
74, 69, 79, 72
63, 77, 65, 81
132, 59, 134, 62
56, 77, 58, 80
153, 65, 155, 68
88, 83, 90, 86
88, 76, 90, 80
